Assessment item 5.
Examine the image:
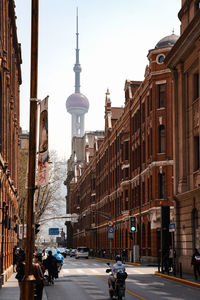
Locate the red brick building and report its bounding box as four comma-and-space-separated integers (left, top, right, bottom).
67, 35, 179, 262
0, 0, 22, 283
165, 0, 200, 273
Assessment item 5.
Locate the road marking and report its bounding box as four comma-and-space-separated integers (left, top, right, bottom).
76, 269, 85, 274
90, 269, 100, 274
96, 274, 147, 300
62, 269, 70, 274
126, 288, 147, 300
133, 269, 143, 274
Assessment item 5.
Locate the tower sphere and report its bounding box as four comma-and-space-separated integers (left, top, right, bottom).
66, 93, 89, 113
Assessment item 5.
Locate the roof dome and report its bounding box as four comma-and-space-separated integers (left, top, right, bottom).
155, 34, 179, 49
66, 93, 89, 112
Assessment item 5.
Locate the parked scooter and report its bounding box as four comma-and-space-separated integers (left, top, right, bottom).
106, 262, 127, 300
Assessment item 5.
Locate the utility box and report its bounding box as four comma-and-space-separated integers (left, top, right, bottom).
133, 245, 140, 262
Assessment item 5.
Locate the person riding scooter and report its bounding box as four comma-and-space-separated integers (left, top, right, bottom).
108, 255, 126, 292
54, 250, 64, 272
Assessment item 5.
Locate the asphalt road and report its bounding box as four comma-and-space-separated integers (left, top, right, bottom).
44, 257, 200, 300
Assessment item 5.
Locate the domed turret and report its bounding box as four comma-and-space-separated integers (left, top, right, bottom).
155, 33, 179, 49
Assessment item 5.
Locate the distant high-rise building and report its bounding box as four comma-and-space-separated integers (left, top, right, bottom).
66, 9, 89, 138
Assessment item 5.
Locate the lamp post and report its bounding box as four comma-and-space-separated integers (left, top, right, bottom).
90, 210, 113, 258
22, 1, 39, 299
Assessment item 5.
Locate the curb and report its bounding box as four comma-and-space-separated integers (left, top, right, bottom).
154, 271, 200, 288
89, 256, 140, 266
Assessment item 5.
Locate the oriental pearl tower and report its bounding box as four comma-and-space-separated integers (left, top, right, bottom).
66, 9, 89, 138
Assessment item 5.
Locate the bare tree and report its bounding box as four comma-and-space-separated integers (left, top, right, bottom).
35, 150, 66, 223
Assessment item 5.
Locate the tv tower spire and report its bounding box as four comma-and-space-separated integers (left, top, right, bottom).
74, 7, 81, 93
66, 8, 89, 138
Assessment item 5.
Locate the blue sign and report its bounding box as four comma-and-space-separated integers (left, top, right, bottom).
49, 228, 59, 235
107, 226, 115, 239
169, 223, 175, 232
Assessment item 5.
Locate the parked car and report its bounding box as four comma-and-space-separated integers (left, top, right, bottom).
65, 248, 70, 256
70, 249, 76, 257
75, 247, 89, 259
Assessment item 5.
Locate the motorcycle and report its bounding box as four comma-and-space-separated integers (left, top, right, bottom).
106, 263, 127, 300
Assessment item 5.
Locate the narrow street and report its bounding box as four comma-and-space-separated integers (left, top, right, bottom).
44, 257, 200, 300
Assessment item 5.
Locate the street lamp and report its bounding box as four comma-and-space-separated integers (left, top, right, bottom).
90, 209, 113, 258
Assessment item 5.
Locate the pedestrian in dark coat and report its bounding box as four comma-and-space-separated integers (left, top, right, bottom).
15, 250, 25, 300
43, 250, 58, 284
121, 249, 127, 264
191, 248, 200, 280
13, 245, 17, 272
33, 253, 45, 300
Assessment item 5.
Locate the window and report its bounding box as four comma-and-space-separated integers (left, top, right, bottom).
159, 173, 165, 199
193, 72, 199, 101
148, 222, 151, 249
150, 88, 152, 111
192, 208, 198, 250
158, 84, 165, 108
125, 167, 129, 179
142, 102, 145, 123
142, 181, 145, 204
159, 125, 166, 153
125, 141, 129, 160
157, 54, 165, 64
195, 0, 200, 11
194, 135, 200, 171
125, 189, 128, 210
142, 223, 146, 249
147, 96, 150, 116
142, 140, 146, 163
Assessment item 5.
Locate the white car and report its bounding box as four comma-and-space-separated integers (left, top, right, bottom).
75, 247, 89, 259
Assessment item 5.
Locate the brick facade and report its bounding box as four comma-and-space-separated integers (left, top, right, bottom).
165, 0, 200, 273
0, 0, 22, 284
67, 35, 177, 262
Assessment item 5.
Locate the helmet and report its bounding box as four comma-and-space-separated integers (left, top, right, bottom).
115, 255, 121, 262
57, 250, 60, 254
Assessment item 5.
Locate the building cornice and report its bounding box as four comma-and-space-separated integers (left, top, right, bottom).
165, 10, 200, 68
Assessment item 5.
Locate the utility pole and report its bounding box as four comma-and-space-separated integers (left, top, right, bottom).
22, 1, 39, 299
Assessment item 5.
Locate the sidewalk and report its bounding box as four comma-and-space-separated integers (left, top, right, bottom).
155, 270, 200, 288
91, 256, 200, 288
0, 273, 48, 300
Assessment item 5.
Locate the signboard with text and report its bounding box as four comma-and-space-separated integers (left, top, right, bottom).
107, 226, 115, 239
49, 228, 59, 235
169, 223, 175, 232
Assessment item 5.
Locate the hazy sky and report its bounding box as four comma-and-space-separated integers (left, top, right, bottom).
15, 0, 181, 160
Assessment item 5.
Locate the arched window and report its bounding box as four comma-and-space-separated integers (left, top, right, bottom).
142, 223, 146, 248
192, 208, 198, 250
148, 222, 151, 248
159, 173, 165, 199
159, 125, 166, 153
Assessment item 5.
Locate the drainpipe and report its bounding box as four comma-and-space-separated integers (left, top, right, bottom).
139, 96, 142, 262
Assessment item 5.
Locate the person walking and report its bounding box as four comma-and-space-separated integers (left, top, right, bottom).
43, 250, 58, 284
15, 250, 25, 300
191, 248, 200, 280
121, 249, 127, 264
13, 245, 18, 272
33, 253, 45, 300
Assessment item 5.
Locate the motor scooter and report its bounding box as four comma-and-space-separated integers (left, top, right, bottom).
106, 263, 127, 300
57, 259, 63, 272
